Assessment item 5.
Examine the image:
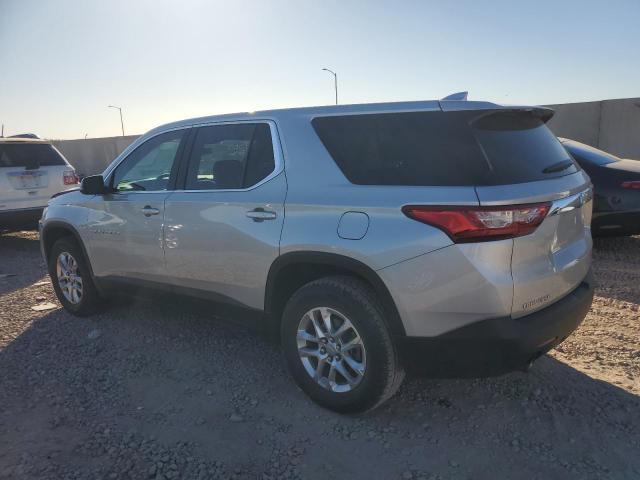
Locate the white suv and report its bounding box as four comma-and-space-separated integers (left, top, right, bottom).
0, 137, 78, 228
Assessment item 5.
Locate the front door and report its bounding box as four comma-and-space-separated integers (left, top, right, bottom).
163, 121, 286, 310
85, 128, 189, 281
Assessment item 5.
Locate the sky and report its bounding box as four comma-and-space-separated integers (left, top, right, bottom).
1, 0, 639, 139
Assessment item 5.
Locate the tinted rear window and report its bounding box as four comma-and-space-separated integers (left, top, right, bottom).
0, 143, 67, 168
312, 110, 578, 186
184, 123, 275, 190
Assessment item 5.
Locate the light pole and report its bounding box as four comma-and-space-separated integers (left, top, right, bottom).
108, 105, 125, 136
321, 68, 338, 105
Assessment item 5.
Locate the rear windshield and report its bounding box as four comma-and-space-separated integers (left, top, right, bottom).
0, 143, 67, 169
312, 110, 579, 186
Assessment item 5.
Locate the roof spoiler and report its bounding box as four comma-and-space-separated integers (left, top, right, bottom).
440, 91, 468, 101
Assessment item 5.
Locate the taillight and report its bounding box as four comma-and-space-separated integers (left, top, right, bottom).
63, 170, 79, 185
621, 180, 640, 190
402, 203, 551, 243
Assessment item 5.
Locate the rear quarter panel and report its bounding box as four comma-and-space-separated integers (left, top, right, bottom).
377, 240, 514, 336
276, 112, 477, 269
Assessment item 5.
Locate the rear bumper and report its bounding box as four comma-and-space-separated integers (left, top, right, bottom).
0, 207, 44, 228
398, 271, 594, 377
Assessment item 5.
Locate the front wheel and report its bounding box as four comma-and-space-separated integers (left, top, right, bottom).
48, 237, 104, 316
281, 276, 404, 413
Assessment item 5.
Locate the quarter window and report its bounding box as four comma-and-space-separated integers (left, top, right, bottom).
112, 130, 186, 192
185, 123, 275, 190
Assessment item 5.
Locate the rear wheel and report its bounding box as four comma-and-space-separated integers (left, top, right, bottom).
49, 237, 103, 316
281, 276, 404, 413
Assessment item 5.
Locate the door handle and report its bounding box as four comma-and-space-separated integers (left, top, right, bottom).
141, 206, 160, 217
246, 208, 277, 222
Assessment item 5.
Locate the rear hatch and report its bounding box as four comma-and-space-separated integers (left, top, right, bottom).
0, 142, 76, 210
467, 109, 592, 317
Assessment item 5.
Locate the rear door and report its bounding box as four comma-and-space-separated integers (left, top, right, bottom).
0, 142, 75, 211
470, 111, 592, 317
163, 121, 286, 310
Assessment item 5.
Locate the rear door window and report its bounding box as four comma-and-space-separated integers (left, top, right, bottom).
312, 110, 578, 186
185, 123, 275, 190
0, 143, 67, 169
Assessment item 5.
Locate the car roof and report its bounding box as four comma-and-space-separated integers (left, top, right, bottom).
148, 99, 554, 136
0, 137, 51, 145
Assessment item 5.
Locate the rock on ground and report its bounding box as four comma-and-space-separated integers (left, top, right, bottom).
0, 230, 639, 479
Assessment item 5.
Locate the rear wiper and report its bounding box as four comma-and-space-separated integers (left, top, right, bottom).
543, 160, 573, 174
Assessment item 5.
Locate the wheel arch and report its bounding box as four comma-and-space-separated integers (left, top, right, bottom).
265, 251, 406, 338
41, 221, 96, 279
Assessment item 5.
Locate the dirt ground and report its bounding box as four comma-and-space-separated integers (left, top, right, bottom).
0, 231, 638, 480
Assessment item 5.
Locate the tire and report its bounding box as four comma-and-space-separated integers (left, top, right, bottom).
48, 237, 103, 316
281, 275, 405, 413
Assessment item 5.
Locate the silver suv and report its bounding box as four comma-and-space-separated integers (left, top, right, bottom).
40, 99, 594, 413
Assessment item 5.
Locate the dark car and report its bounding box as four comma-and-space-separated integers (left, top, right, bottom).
560, 138, 640, 237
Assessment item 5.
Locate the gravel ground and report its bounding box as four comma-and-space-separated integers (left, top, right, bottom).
0, 230, 638, 480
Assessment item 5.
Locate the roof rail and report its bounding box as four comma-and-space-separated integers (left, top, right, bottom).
440, 91, 468, 101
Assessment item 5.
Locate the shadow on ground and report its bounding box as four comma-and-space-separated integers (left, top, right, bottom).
0, 231, 45, 296
592, 234, 640, 305
1, 294, 638, 479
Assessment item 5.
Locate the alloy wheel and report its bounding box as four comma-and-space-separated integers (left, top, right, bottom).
296, 307, 366, 392
56, 252, 83, 304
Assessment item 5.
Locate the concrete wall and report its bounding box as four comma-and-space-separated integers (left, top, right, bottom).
546, 97, 640, 159
52, 135, 139, 176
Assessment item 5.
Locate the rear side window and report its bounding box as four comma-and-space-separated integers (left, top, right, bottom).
312, 110, 578, 186
0, 143, 67, 169
185, 123, 275, 190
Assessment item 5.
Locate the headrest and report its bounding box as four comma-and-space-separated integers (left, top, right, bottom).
212, 160, 243, 189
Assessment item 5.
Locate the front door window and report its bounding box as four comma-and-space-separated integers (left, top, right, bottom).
112, 130, 186, 192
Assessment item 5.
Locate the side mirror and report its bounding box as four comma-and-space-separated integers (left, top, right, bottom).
80, 175, 109, 195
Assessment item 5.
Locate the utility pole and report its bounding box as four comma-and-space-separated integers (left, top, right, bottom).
1, 124, 4, 137
108, 105, 125, 136
321, 68, 338, 105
